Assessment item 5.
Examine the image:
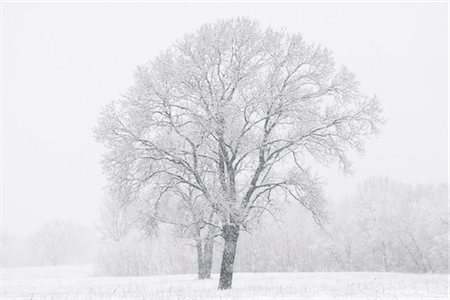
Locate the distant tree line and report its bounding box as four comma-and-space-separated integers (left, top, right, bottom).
236, 178, 448, 274
2, 220, 96, 267
3, 177, 446, 275
96, 178, 448, 276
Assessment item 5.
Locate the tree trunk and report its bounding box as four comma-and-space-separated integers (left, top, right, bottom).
381, 241, 389, 272
218, 224, 240, 290
203, 236, 214, 278
197, 237, 214, 279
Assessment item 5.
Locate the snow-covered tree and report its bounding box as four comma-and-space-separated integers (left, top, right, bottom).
98, 182, 218, 278
136, 183, 219, 279
95, 17, 382, 289
235, 178, 448, 274
98, 194, 136, 242
31, 220, 84, 265
347, 178, 448, 273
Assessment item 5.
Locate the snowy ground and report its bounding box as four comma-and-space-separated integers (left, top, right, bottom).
1, 265, 448, 299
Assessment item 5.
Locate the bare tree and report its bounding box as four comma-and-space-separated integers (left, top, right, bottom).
349, 178, 448, 273
137, 182, 219, 279
31, 220, 78, 265
99, 180, 218, 278
98, 194, 135, 242
95, 17, 382, 289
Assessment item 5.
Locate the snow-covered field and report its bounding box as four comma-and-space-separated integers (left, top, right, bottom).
1, 265, 448, 299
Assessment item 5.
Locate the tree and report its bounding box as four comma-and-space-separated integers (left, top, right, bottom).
95, 17, 382, 289
98, 194, 136, 242
136, 183, 219, 279
99, 182, 218, 279
31, 219, 81, 265
348, 178, 448, 273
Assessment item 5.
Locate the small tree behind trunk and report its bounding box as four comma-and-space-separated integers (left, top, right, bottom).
197, 236, 214, 279
218, 224, 240, 289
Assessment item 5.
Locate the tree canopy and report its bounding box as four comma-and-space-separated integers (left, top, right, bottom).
96, 17, 383, 289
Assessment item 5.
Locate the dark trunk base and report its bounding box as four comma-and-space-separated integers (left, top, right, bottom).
198, 267, 211, 279
218, 224, 240, 290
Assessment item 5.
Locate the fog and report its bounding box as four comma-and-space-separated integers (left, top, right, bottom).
2, 2, 447, 242
1, 3, 448, 298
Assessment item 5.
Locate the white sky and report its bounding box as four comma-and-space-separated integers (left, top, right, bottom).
2, 2, 448, 235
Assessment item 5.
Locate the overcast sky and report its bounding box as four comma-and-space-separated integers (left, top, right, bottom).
2, 2, 448, 235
